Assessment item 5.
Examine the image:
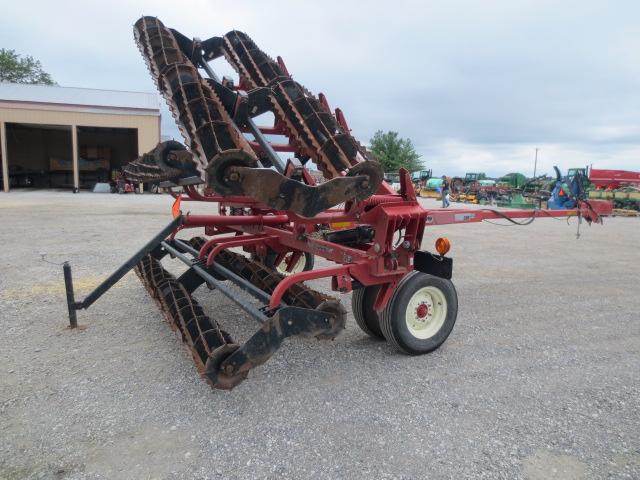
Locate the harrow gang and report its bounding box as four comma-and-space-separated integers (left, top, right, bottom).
61, 16, 613, 390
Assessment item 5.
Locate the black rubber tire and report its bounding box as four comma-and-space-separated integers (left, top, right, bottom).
265, 251, 314, 274
351, 286, 385, 339
379, 272, 458, 355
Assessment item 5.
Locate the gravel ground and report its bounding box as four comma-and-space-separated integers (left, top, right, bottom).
0, 190, 638, 480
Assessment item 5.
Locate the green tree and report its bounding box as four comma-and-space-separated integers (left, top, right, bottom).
0, 49, 55, 85
369, 130, 423, 173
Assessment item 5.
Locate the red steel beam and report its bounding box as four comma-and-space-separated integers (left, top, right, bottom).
248, 141, 296, 153
268, 265, 350, 309
240, 126, 283, 135
198, 233, 267, 259
421, 200, 611, 226
207, 236, 275, 267
183, 214, 289, 228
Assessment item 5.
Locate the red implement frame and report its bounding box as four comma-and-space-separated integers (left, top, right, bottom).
169, 154, 611, 314
164, 64, 612, 312
61, 23, 615, 391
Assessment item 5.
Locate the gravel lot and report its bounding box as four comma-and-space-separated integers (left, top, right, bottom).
1, 190, 638, 480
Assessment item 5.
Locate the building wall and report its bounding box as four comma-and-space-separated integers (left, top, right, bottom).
0, 106, 159, 155
0, 105, 160, 191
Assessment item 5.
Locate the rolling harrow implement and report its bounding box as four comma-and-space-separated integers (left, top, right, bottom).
61, 17, 613, 390
125, 17, 381, 217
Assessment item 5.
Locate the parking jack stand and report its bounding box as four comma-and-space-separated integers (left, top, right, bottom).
63, 261, 78, 328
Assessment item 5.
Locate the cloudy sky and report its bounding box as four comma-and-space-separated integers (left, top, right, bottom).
2, 0, 638, 176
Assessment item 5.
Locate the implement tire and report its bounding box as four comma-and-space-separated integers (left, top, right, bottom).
351, 286, 384, 340
379, 272, 458, 355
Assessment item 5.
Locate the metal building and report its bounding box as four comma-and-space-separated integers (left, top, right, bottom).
0, 83, 160, 192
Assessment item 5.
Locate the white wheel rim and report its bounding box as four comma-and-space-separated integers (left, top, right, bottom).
405, 285, 447, 340
276, 254, 306, 275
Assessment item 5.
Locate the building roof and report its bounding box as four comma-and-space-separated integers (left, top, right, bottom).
0, 83, 160, 115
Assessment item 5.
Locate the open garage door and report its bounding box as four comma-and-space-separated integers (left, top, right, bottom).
77, 126, 138, 188
6, 123, 73, 189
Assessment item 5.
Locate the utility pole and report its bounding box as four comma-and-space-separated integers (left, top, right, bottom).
533, 148, 539, 178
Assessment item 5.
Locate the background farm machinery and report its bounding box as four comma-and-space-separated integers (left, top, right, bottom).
589, 187, 640, 212
411, 169, 434, 195
586, 168, 640, 212
447, 173, 495, 204
416, 172, 532, 205
416, 165, 638, 212
62, 17, 613, 390
547, 166, 640, 212
415, 171, 539, 205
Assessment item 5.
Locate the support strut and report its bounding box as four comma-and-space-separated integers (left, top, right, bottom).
62, 216, 184, 327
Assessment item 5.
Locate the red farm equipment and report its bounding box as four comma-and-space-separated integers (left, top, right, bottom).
62, 17, 613, 390
589, 168, 640, 189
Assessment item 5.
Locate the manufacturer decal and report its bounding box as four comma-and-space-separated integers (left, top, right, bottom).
454, 213, 476, 222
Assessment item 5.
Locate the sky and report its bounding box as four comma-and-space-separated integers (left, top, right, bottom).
1, 0, 638, 177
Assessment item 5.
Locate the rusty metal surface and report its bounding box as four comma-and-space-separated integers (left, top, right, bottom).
214, 306, 338, 382
134, 17, 256, 179
127, 17, 382, 217
208, 164, 380, 218
124, 141, 198, 184
133, 236, 345, 389
221, 31, 376, 180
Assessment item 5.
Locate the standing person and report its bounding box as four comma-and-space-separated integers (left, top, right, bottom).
441, 176, 450, 208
